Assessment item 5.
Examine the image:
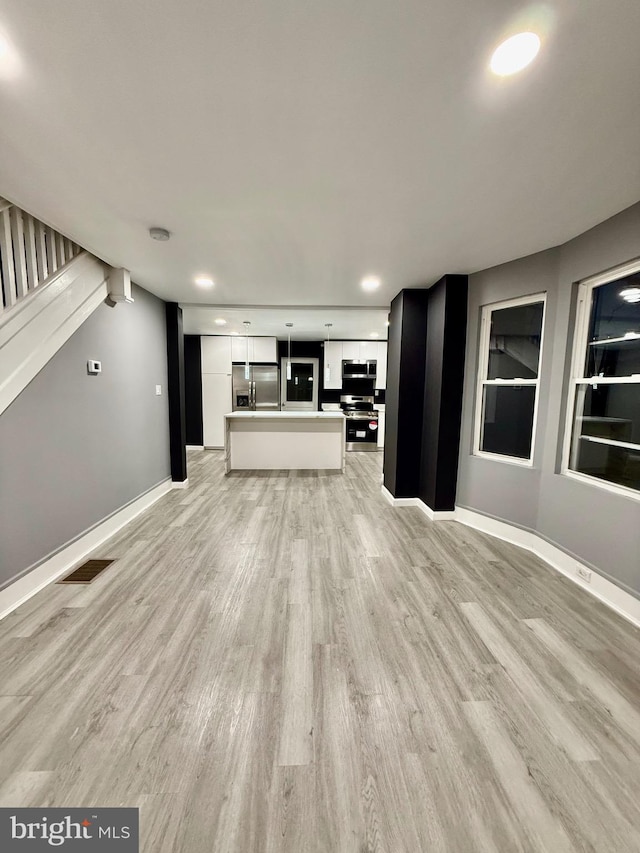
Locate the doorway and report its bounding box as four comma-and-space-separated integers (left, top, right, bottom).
280, 357, 319, 411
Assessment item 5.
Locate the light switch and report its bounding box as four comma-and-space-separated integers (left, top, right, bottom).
155, 385, 162, 395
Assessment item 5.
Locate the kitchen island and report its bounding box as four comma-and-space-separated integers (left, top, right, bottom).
224, 411, 346, 473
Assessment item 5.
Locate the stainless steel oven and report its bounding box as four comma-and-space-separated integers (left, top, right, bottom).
340, 395, 379, 451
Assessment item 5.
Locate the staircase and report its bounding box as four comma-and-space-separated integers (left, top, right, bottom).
0, 198, 128, 416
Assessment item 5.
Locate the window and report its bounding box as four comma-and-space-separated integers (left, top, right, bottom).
564, 260, 640, 496
474, 294, 546, 463
280, 357, 319, 411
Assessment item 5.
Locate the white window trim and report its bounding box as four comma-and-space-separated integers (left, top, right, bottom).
473, 292, 547, 466
561, 257, 640, 501
280, 356, 319, 411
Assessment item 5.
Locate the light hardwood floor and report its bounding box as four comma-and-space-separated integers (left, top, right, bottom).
1, 450, 640, 851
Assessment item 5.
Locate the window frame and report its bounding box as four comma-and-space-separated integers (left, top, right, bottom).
473, 292, 547, 466
561, 257, 640, 501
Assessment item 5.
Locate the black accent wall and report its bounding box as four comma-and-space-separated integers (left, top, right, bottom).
277, 340, 324, 362
384, 276, 468, 510
184, 335, 203, 446
419, 275, 468, 511
165, 302, 187, 483
275, 340, 386, 405
278, 340, 327, 408
384, 290, 429, 498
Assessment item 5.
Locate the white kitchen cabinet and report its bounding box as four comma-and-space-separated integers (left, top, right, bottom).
358, 340, 378, 360
323, 341, 343, 389
375, 341, 388, 390
201, 336, 232, 374
341, 341, 361, 360
231, 336, 277, 363
232, 335, 252, 363
341, 340, 381, 360
324, 340, 388, 389
202, 373, 232, 448
251, 337, 278, 363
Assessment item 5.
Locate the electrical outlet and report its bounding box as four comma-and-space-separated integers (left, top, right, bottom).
576, 565, 592, 583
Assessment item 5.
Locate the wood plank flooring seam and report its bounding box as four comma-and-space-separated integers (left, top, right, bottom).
1, 449, 639, 852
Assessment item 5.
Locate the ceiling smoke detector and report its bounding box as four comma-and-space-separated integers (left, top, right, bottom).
149, 227, 170, 242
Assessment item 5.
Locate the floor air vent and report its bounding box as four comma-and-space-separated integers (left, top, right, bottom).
58, 559, 115, 584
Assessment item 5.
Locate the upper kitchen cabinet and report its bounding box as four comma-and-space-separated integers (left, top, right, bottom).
340, 341, 361, 360
323, 340, 388, 389
375, 341, 388, 390
231, 336, 278, 364
231, 336, 248, 363
324, 341, 343, 389
358, 340, 379, 360
342, 340, 381, 361
201, 336, 232, 374
251, 337, 278, 363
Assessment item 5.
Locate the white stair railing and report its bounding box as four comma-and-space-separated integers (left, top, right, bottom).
0, 197, 82, 315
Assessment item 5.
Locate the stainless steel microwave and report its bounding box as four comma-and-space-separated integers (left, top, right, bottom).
342, 359, 377, 380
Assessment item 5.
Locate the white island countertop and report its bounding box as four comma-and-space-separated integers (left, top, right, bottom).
224, 411, 344, 419
224, 410, 346, 472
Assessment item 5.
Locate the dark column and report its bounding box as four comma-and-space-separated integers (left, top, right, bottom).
184, 335, 203, 446
165, 302, 187, 483
383, 289, 429, 498
419, 275, 468, 512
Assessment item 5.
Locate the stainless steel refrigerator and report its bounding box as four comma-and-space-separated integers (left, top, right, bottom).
232, 364, 280, 411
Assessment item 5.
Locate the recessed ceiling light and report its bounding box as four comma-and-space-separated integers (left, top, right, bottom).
490, 32, 541, 76
195, 276, 214, 288
214, 318, 227, 325
0, 31, 21, 79
369, 332, 380, 338
361, 275, 381, 292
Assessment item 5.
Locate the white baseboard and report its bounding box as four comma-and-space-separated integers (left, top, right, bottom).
186, 445, 204, 451
381, 486, 415, 507
381, 486, 640, 629
414, 501, 457, 522
455, 507, 640, 630
380, 486, 457, 520
0, 479, 172, 621
171, 478, 189, 489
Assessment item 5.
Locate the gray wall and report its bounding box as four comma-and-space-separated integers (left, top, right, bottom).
457, 202, 640, 597
0, 284, 171, 588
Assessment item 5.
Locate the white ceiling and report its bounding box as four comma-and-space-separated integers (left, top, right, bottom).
0, 0, 639, 317
182, 304, 389, 340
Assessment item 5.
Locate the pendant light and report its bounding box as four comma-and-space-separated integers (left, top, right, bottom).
286, 323, 293, 380
325, 323, 333, 382
243, 321, 251, 380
